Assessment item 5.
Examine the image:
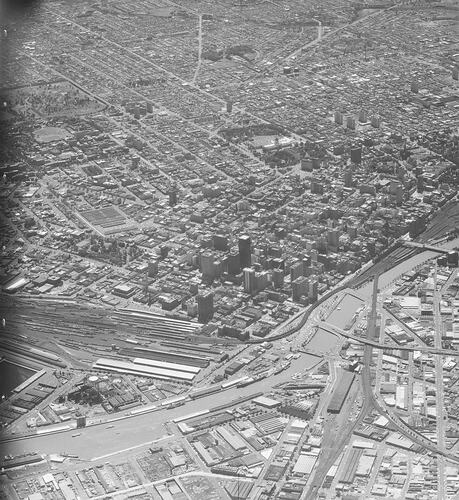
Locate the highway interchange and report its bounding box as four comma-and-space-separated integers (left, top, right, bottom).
2, 237, 459, 497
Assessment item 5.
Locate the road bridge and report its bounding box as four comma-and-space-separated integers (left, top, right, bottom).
402, 240, 451, 254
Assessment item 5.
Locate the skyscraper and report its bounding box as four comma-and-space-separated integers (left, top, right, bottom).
197, 291, 214, 323
213, 234, 228, 251
327, 229, 339, 248
243, 268, 256, 294
292, 276, 309, 302
147, 260, 158, 278
239, 235, 252, 269
272, 268, 284, 288
226, 251, 241, 275
200, 252, 215, 278
350, 147, 362, 164
168, 189, 177, 207
346, 116, 356, 130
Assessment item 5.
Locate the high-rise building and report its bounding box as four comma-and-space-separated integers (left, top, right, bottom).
213, 234, 228, 251
416, 176, 424, 193
308, 278, 318, 302
200, 252, 215, 278
272, 257, 285, 270
350, 147, 362, 164
226, 251, 241, 275
292, 276, 309, 302
346, 116, 356, 130
327, 229, 340, 248
290, 261, 304, 282
272, 269, 284, 288
390, 180, 403, 205
226, 100, 233, 113
453, 67, 459, 81
410, 81, 419, 93
213, 260, 223, 278
311, 158, 321, 169
256, 271, 270, 291
243, 268, 256, 294
311, 180, 324, 195
344, 169, 353, 187
148, 260, 158, 278
197, 291, 214, 323
334, 111, 343, 125
447, 251, 458, 267
168, 189, 177, 207
239, 235, 252, 269
358, 110, 367, 123
371, 116, 380, 128
302, 254, 311, 268
159, 245, 169, 259
311, 249, 318, 263
301, 157, 313, 171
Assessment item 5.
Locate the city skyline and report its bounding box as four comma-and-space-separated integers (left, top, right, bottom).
0, 1, 458, 499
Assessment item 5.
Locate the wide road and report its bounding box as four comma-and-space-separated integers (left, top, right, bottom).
2, 240, 457, 461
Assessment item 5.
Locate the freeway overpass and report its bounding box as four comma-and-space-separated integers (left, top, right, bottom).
402, 240, 451, 254
319, 321, 459, 357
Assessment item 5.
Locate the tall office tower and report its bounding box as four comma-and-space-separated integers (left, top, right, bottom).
272, 257, 285, 270
334, 110, 344, 125
302, 254, 311, 268
390, 180, 403, 205
416, 176, 424, 193
168, 189, 177, 207
344, 169, 353, 188
311, 158, 321, 170
160, 245, 169, 259
200, 252, 215, 278
197, 291, 214, 323
256, 271, 270, 291
239, 235, 252, 269
308, 278, 318, 302
189, 278, 199, 295
290, 260, 304, 282
213, 260, 223, 278
226, 100, 233, 113
148, 260, 158, 278
146, 102, 153, 113
311, 249, 318, 263
243, 268, 256, 294
131, 156, 140, 169
358, 110, 367, 123
301, 157, 313, 171
272, 268, 284, 288
346, 116, 356, 130
447, 251, 458, 267
213, 234, 229, 251
327, 229, 339, 248
347, 224, 358, 238
311, 180, 324, 195
350, 147, 362, 164
453, 68, 459, 81
410, 81, 419, 93
226, 251, 241, 275
292, 276, 309, 302
371, 116, 380, 128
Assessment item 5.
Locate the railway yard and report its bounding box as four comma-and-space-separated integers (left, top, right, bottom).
0, 0, 458, 499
